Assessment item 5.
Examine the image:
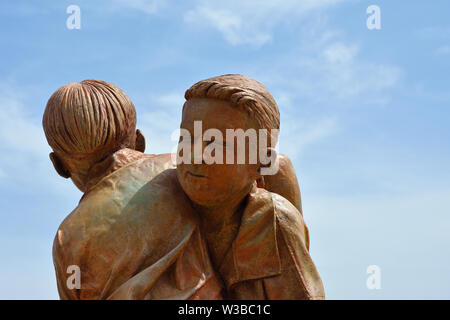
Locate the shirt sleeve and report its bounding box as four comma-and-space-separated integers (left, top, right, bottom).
262, 194, 325, 300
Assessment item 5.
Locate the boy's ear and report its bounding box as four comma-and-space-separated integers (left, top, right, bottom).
135, 129, 146, 153
259, 147, 279, 176
49, 152, 71, 179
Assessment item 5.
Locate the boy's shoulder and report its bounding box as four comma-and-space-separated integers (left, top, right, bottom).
248, 186, 299, 215
221, 187, 307, 288
56, 154, 175, 244
247, 187, 306, 241
229, 188, 323, 300
53, 156, 197, 299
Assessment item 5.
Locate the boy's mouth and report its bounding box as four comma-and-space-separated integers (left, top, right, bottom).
187, 171, 207, 178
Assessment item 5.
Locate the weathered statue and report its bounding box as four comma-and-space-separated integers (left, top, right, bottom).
174, 74, 324, 299
43, 77, 324, 299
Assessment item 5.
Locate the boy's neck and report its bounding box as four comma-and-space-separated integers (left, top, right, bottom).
82, 148, 144, 192
194, 182, 255, 268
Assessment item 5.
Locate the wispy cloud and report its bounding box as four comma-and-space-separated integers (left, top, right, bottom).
184, 0, 347, 46
0, 83, 77, 196
135, 91, 185, 154
436, 45, 450, 55
112, 0, 166, 14
278, 115, 339, 160
259, 38, 401, 105
417, 26, 450, 56
320, 42, 401, 99
245, 20, 402, 161
154, 92, 185, 107
0, 86, 46, 158
417, 26, 450, 39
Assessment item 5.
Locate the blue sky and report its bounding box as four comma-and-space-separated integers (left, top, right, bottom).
0, 0, 449, 299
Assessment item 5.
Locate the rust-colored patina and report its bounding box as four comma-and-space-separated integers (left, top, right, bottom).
43, 77, 324, 300
177, 75, 323, 299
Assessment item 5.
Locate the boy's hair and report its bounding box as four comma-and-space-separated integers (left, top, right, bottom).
184, 74, 280, 141
43, 80, 136, 158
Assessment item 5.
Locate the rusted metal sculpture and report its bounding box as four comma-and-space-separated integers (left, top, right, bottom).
43, 76, 324, 300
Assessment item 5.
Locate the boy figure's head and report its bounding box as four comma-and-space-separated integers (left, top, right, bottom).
42, 80, 145, 192
177, 74, 280, 208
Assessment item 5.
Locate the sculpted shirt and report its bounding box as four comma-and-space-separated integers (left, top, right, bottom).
218, 188, 325, 300
53, 149, 323, 300
53, 151, 222, 300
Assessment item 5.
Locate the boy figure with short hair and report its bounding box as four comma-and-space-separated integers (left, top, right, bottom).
44, 80, 222, 299
176, 74, 325, 299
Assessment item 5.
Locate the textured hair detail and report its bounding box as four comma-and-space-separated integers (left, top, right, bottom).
184, 74, 280, 133
42, 80, 136, 158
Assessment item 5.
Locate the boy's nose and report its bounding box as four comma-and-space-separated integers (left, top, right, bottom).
191, 135, 207, 164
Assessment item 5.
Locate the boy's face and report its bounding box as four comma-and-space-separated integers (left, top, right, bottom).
177, 98, 260, 208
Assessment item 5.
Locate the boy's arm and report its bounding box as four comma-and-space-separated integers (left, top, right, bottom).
257, 153, 310, 250
262, 194, 324, 300
258, 153, 302, 214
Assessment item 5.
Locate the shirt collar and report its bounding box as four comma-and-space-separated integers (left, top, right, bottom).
80, 148, 145, 201
218, 188, 282, 290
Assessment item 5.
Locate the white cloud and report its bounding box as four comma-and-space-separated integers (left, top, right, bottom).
436, 45, 450, 55
0, 89, 47, 158
249, 27, 401, 160
185, 6, 268, 46
0, 83, 77, 196
184, 0, 347, 46
317, 42, 399, 99
323, 42, 358, 64
112, 0, 166, 14
321, 43, 401, 99
135, 92, 185, 154
417, 27, 450, 56
417, 26, 450, 39
257, 38, 401, 105
155, 92, 185, 107
412, 83, 450, 103
278, 115, 339, 160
